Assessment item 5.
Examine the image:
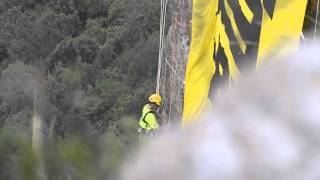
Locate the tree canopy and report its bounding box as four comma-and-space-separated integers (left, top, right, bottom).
0, 1, 161, 178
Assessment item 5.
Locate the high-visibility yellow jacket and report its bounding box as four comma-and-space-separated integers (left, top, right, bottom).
139, 104, 158, 132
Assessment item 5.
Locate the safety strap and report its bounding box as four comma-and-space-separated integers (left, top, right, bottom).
142, 111, 155, 128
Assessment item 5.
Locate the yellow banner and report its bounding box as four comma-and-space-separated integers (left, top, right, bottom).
183, 0, 308, 124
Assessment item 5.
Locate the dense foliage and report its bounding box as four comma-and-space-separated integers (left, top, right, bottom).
0, 0, 160, 136
0, 0, 161, 179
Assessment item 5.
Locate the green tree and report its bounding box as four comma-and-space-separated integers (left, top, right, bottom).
0, 0, 162, 177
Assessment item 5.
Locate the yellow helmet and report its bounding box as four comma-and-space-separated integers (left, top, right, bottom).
149, 94, 162, 106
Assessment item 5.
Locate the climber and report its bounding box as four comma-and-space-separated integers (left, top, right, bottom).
138, 94, 162, 138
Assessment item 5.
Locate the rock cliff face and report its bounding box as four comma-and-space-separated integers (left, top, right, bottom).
158, 0, 192, 125
159, 0, 320, 125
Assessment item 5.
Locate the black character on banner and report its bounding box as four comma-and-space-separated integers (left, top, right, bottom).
209, 0, 276, 98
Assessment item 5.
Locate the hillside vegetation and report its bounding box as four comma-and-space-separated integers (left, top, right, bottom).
0, 0, 161, 179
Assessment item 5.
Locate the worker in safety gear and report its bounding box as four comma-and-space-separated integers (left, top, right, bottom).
138, 94, 162, 137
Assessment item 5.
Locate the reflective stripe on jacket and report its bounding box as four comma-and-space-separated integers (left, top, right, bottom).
139, 104, 158, 131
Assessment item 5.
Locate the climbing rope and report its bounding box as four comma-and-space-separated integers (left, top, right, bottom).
165, 58, 186, 84
156, 0, 163, 94
156, 0, 162, 94
161, 56, 168, 110
314, 0, 320, 40
156, 0, 168, 94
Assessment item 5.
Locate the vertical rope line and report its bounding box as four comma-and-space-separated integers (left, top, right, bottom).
156, 0, 164, 94
161, 0, 169, 76
161, 58, 168, 115
156, 0, 168, 94
314, 0, 320, 40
